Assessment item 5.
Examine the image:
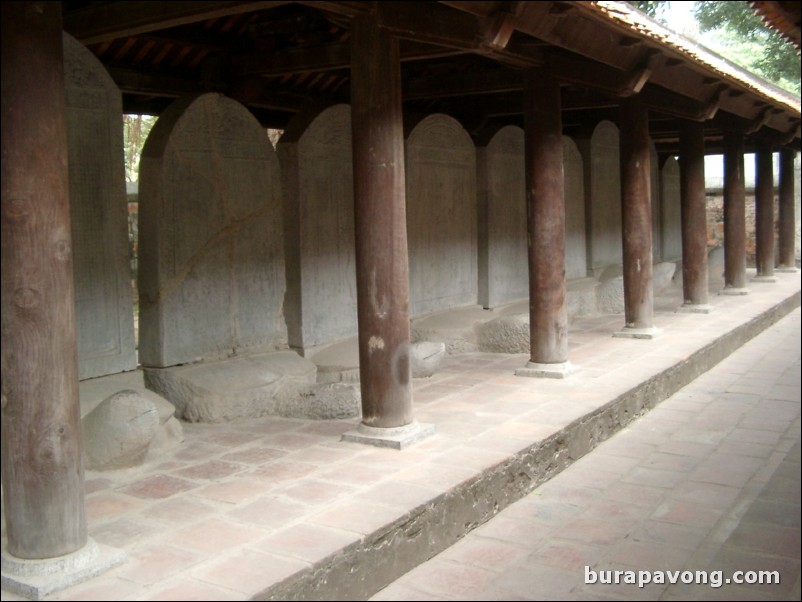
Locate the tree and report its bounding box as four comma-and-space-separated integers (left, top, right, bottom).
628, 1, 800, 95
629, 1, 663, 18
693, 1, 800, 95
123, 114, 157, 183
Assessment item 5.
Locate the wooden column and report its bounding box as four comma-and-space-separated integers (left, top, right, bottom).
516, 72, 573, 378
616, 95, 660, 337
722, 131, 749, 293
1, 1, 87, 559
349, 10, 413, 429
777, 149, 798, 271
678, 120, 712, 311
754, 142, 776, 281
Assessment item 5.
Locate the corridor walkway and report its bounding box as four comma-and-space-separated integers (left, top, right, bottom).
373, 308, 801, 601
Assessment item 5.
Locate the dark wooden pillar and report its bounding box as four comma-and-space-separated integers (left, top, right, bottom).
722, 131, 749, 293
516, 72, 573, 378
777, 149, 798, 271
754, 142, 776, 281
1, 1, 87, 559
616, 95, 660, 337
678, 120, 712, 311
349, 11, 413, 429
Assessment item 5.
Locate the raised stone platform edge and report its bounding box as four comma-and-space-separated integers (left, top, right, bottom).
256, 290, 801, 601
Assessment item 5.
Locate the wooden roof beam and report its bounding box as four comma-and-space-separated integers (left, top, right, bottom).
107, 66, 202, 98
234, 40, 466, 78
376, 2, 542, 67
64, 1, 292, 45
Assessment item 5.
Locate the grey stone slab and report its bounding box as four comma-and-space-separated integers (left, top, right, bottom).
477, 126, 526, 309
63, 33, 136, 379
138, 93, 285, 367
651, 139, 662, 263
279, 104, 357, 352
661, 156, 682, 262
587, 121, 622, 273
565, 136, 588, 280
406, 115, 478, 316
709, 246, 726, 287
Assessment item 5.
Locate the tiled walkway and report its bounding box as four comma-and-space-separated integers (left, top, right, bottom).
1, 272, 799, 601
372, 306, 801, 601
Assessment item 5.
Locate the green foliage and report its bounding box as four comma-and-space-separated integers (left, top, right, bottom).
628, 1, 664, 18
693, 1, 800, 95
123, 114, 157, 183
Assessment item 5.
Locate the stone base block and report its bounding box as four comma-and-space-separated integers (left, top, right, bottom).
83, 390, 160, 470
1, 539, 126, 601
144, 351, 317, 422
775, 266, 799, 273
288, 383, 361, 420
596, 274, 625, 314
515, 361, 578, 379
341, 421, 435, 450
411, 341, 446, 378
677, 303, 715, 314
79, 371, 184, 470
751, 275, 778, 283
566, 278, 598, 320
476, 314, 529, 353
306, 339, 361, 384
613, 326, 663, 340
720, 287, 750, 296
411, 306, 489, 354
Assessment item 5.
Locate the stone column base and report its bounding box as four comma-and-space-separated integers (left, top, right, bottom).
515, 361, 578, 379
341, 421, 434, 450
751, 275, 777, 283
775, 266, 799, 273
1, 538, 126, 600
613, 326, 663, 339
677, 303, 715, 314
720, 287, 750, 296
